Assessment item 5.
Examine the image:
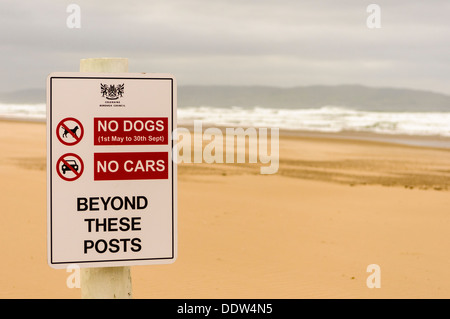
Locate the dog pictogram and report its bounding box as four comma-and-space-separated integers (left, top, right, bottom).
62, 125, 80, 138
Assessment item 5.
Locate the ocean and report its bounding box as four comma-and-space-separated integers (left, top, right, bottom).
1, 103, 450, 147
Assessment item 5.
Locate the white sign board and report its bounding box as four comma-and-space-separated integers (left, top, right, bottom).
46, 73, 177, 268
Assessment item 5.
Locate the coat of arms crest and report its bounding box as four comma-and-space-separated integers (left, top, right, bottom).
101, 83, 124, 100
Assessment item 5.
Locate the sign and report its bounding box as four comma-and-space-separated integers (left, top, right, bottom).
57, 117, 84, 146
47, 73, 177, 268
94, 152, 168, 181
94, 117, 168, 145
56, 153, 84, 181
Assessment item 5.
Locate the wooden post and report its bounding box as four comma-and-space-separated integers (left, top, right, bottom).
79, 57, 132, 299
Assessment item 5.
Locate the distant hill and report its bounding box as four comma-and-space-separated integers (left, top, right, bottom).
2, 85, 450, 111
178, 85, 450, 111
0, 88, 45, 105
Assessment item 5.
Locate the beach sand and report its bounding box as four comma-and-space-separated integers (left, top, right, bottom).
0, 120, 450, 298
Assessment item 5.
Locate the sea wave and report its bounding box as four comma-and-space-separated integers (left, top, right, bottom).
178, 106, 450, 137
1, 103, 450, 137
0, 103, 46, 121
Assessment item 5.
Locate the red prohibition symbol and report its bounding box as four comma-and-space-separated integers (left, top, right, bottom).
57, 117, 84, 146
56, 153, 84, 182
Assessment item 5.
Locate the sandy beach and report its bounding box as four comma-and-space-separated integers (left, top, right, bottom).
0, 119, 450, 299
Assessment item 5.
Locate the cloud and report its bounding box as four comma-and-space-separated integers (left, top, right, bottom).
0, 0, 449, 94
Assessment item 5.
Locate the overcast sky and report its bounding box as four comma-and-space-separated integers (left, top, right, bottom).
1, 0, 449, 95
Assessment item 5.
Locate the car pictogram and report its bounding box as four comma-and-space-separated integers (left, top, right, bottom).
61, 159, 79, 174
